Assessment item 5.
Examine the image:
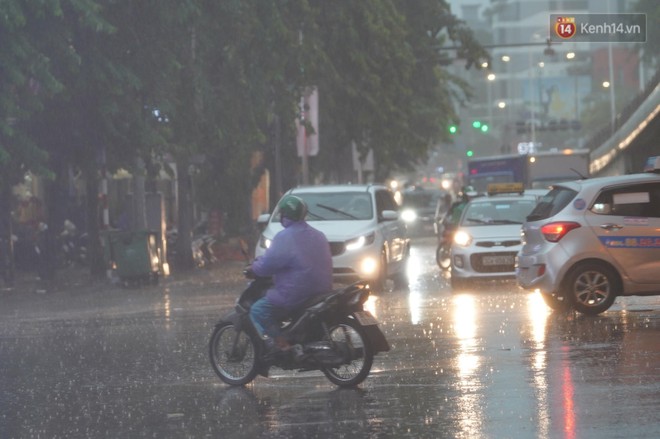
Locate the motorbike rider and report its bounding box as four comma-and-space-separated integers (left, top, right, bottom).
249, 195, 333, 352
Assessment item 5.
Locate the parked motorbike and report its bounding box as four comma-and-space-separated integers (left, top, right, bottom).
58, 220, 87, 267
209, 272, 390, 387
167, 226, 218, 269
191, 233, 217, 268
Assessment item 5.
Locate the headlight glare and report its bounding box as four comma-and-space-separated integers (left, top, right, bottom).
401, 209, 417, 223
453, 230, 472, 247
360, 257, 378, 276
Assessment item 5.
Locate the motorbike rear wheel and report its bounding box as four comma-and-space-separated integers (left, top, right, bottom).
322, 318, 374, 387
209, 322, 259, 386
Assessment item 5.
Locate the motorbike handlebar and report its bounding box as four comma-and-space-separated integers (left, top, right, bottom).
243, 266, 256, 279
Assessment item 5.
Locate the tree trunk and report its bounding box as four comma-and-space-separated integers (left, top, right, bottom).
85, 170, 106, 279
0, 182, 15, 286
175, 157, 195, 270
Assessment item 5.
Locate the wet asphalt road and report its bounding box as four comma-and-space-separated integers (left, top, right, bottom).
1, 237, 660, 438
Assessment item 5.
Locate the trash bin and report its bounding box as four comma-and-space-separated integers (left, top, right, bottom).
107, 230, 160, 285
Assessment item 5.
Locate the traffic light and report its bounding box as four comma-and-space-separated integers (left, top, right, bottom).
472, 120, 488, 133
466, 149, 474, 157
449, 124, 458, 134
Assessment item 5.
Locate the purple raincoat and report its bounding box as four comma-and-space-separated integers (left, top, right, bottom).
251, 219, 333, 309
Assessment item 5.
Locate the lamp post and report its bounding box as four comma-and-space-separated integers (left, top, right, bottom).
487, 73, 496, 129
606, 0, 617, 135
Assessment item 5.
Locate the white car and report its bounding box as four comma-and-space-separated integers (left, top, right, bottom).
255, 184, 410, 291
450, 184, 545, 289
517, 156, 660, 315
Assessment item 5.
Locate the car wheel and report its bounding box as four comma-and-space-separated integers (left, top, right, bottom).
371, 251, 388, 292
392, 245, 410, 289
562, 263, 619, 315
540, 292, 570, 312
392, 270, 409, 289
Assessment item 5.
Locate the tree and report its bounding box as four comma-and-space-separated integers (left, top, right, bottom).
301, 0, 488, 182
0, 2, 71, 283
192, 0, 310, 235
26, 0, 161, 277
1, 0, 489, 277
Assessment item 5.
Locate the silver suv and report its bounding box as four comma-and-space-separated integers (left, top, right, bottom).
516, 157, 660, 315
256, 184, 410, 291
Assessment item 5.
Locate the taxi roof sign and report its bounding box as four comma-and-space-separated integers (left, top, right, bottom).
487, 182, 524, 195
643, 156, 660, 173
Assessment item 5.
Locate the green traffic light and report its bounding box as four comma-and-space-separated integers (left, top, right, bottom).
466, 150, 474, 157
449, 125, 458, 134
472, 120, 481, 129
481, 124, 489, 133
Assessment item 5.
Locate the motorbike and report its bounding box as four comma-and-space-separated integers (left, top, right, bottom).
435, 223, 454, 271
58, 220, 87, 267
209, 272, 390, 387
192, 233, 217, 268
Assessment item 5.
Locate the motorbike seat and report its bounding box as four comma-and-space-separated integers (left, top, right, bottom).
289, 290, 337, 320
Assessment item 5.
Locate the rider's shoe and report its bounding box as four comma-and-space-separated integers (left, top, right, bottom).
274, 336, 292, 351
263, 337, 292, 360
291, 344, 305, 362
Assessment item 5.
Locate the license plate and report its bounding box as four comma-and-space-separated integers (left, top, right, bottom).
482, 255, 514, 266
354, 311, 379, 326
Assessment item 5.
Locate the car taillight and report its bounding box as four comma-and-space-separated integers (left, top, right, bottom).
540, 222, 581, 242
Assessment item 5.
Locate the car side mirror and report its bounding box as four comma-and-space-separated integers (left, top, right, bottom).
257, 213, 271, 225
380, 210, 398, 221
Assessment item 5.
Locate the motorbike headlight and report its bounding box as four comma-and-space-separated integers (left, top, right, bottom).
453, 230, 472, 247
401, 209, 417, 223
259, 235, 272, 249
345, 232, 375, 251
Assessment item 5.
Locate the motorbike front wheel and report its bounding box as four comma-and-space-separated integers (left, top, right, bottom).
322, 318, 374, 387
209, 322, 259, 386
436, 243, 451, 270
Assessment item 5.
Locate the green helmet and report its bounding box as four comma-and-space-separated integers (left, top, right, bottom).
278, 195, 308, 221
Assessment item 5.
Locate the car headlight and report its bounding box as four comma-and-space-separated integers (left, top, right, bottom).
345, 232, 375, 251
259, 235, 272, 249
359, 257, 378, 276
401, 209, 417, 223
453, 230, 472, 247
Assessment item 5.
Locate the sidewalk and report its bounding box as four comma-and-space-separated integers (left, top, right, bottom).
0, 262, 252, 328
0, 259, 248, 304
1, 235, 251, 296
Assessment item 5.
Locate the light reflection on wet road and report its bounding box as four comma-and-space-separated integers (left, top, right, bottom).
1, 237, 659, 438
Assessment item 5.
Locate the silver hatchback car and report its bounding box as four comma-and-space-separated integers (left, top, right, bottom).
517, 157, 660, 315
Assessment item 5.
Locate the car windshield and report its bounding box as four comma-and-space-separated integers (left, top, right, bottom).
402, 189, 445, 210
289, 192, 373, 221
461, 198, 538, 226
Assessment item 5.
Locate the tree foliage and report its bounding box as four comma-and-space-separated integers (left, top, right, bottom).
1, 0, 487, 249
